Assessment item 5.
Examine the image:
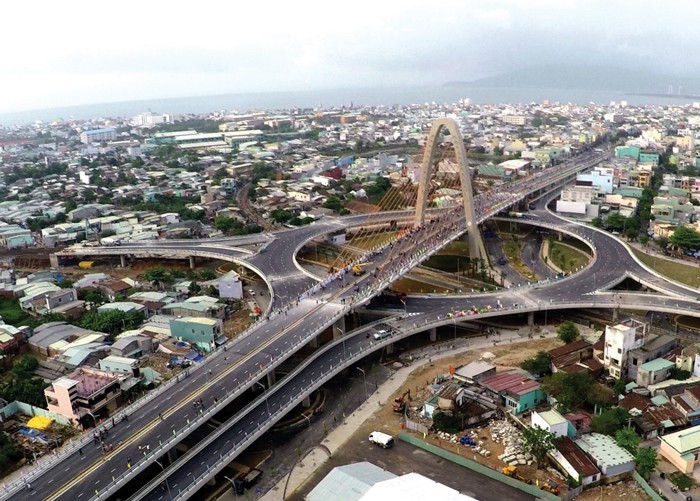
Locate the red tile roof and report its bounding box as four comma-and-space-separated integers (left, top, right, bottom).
481, 371, 540, 396
548, 339, 592, 359
619, 393, 652, 412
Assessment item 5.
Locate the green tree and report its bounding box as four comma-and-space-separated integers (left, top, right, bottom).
614, 427, 641, 455
269, 209, 292, 224
521, 426, 555, 470
541, 372, 595, 412
144, 267, 170, 289
590, 217, 603, 228
586, 383, 615, 408
639, 235, 650, 246
82, 188, 97, 203
612, 378, 627, 397
670, 226, 700, 250
669, 367, 692, 380
520, 351, 552, 377
557, 321, 579, 344
198, 269, 217, 281
656, 236, 669, 251
604, 212, 627, 231
323, 196, 343, 212
214, 216, 237, 233
591, 408, 631, 436
188, 281, 202, 296
635, 447, 658, 479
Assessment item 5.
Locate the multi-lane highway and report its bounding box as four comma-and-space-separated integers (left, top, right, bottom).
16, 150, 700, 500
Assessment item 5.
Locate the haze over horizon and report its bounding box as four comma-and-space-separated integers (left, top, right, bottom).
4, 0, 700, 114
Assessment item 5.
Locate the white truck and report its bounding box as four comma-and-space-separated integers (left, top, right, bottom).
368, 431, 394, 448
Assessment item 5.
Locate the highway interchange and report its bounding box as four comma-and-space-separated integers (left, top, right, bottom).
11, 150, 700, 500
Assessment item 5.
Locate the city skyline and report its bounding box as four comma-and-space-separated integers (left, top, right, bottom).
3, 0, 700, 114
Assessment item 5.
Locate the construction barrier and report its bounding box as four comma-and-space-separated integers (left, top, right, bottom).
633, 472, 664, 501
399, 432, 560, 501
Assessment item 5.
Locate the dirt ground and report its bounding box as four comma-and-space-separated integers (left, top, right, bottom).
369, 337, 652, 500
575, 480, 649, 501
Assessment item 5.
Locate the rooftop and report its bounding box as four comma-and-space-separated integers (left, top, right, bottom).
454, 361, 495, 380
481, 371, 540, 396
307, 462, 396, 501
639, 358, 675, 372
575, 433, 635, 468
536, 409, 567, 427
661, 424, 700, 454
556, 437, 600, 477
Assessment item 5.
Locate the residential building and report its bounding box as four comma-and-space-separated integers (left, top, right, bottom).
550, 437, 601, 486
628, 334, 678, 380
603, 319, 647, 378
480, 371, 544, 415
44, 367, 128, 425
97, 355, 140, 377
637, 358, 675, 387
452, 361, 496, 384
659, 424, 700, 473
531, 409, 570, 438
110, 335, 153, 359
217, 271, 243, 299
574, 433, 635, 479
80, 128, 117, 145
169, 316, 222, 353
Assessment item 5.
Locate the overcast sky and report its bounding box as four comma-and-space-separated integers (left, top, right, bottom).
2, 0, 698, 113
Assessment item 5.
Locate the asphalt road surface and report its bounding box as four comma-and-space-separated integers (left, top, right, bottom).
286, 423, 535, 501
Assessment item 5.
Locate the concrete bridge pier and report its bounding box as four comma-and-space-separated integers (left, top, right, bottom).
333, 316, 346, 339
49, 254, 59, 269
302, 395, 311, 408
189, 256, 196, 269
612, 308, 619, 322
528, 311, 535, 326
428, 327, 437, 342
120, 255, 126, 268
385, 343, 394, 355
267, 371, 276, 387
308, 335, 319, 349
167, 449, 177, 464
558, 232, 563, 242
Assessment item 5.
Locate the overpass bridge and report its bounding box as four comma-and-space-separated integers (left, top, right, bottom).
9, 121, 697, 500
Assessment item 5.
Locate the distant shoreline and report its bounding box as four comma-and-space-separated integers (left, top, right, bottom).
629, 92, 700, 100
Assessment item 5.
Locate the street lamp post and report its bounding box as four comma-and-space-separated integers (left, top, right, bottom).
356, 367, 367, 401
224, 475, 240, 499
154, 459, 172, 500
256, 381, 271, 417
336, 326, 346, 359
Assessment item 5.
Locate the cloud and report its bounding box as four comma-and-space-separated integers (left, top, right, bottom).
1, 0, 700, 112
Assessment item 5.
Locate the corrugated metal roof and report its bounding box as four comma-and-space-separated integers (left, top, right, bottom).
307, 462, 396, 501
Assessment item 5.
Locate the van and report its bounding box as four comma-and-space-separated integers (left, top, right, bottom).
368, 431, 394, 448
373, 329, 390, 340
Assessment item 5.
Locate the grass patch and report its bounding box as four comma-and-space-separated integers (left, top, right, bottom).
0, 298, 31, 326
548, 242, 589, 273
632, 248, 700, 288
503, 240, 536, 281
669, 472, 694, 491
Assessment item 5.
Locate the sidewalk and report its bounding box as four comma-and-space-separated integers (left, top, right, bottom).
260, 329, 555, 501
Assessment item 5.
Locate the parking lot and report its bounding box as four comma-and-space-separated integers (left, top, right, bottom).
287, 417, 535, 501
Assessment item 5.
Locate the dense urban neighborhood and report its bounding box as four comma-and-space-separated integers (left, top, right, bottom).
2, 99, 700, 500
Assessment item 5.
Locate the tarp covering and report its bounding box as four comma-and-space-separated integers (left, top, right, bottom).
26, 416, 53, 430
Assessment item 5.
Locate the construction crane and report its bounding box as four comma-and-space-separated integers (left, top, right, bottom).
352, 262, 374, 276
